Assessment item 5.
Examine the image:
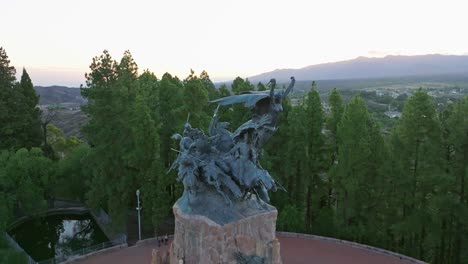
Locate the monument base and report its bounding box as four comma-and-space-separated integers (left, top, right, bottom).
169, 202, 282, 264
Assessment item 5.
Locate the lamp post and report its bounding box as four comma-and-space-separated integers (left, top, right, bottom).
136, 189, 142, 241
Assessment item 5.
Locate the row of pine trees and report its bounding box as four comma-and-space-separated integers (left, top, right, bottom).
1, 48, 467, 263
267, 86, 468, 263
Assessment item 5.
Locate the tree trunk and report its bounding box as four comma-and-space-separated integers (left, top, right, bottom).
305, 184, 312, 231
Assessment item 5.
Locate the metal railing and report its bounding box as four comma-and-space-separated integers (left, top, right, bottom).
37, 235, 127, 264
1, 231, 37, 264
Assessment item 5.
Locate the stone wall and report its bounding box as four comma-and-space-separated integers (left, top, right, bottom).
170, 203, 282, 264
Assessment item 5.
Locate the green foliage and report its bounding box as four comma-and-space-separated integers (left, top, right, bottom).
3, 47, 468, 263
231, 77, 254, 94
158, 73, 184, 168
0, 148, 53, 229
277, 205, 305, 232
0, 48, 42, 151
0, 47, 16, 87
0, 250, 27, 264
82, 50, 143, 230
17, 69, 43, 149
54, 145, 90, 201
0, 236, 27, 264
333, 96, 388, 243
0, 193, 13, 231
389, 89, 444, 260
326, 88, 344, 137
257, 81, 266, 91
182, 70, 210, 130
81, 50, 178, 231
46, 124, 82, 158
441, 96, 468, 263
200, 70, 219, 100
228, 77, 255, 128
263, 99, 291, 210
266, 85, 330, 233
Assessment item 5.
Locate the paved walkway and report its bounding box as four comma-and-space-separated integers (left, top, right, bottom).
278, 236, 416, 264
72, 241, 171, 264
75, 235, 421, 264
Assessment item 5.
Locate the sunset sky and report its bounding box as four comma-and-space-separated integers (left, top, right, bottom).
2, 0, 468, 86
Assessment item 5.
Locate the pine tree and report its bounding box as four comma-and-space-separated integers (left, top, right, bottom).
183, 70, 210, 130
55, 145, 90, 201
302, 88, 327, 232
158, 73, 184, 169
257, 82, 266, 91
264, 99, 292, 210
0, 47, 17, 150
391, 89, 442, 260
0, 48, 42, 150
326, 88, 344, 153
444, 96, 468, 263
17, 68, 43, 149
82, 50, 141, 230
324, 88, 344, 222
199, 70, 219, 100
334, 96, 387, 243
229, 77, 255, 128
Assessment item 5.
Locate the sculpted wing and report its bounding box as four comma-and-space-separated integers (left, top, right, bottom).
211, 93, 270, 108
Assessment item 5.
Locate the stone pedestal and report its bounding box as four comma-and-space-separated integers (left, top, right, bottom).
169, 203, 282, 264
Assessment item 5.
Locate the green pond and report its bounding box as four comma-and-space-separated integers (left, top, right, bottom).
9, 213, 109, 262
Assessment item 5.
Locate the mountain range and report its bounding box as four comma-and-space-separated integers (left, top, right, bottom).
248, 54, 468, 83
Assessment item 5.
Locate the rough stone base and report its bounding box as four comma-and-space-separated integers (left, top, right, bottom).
169, 203, 282, 264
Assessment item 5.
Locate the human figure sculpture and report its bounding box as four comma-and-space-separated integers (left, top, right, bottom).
170, 77, 295, 220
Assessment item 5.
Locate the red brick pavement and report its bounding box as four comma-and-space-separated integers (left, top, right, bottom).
76, 235, 421, 264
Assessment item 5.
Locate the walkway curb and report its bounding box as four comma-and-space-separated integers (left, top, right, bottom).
135, 235, 174, 247
276, 232, 427, 264
62, 243, 128, 264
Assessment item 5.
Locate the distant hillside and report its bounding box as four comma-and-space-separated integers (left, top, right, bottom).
34, 86, 86, 105
35, 86, 87, 140
289, 74, 468, 93
249, 54, 468, 83
39, 106, 88, 140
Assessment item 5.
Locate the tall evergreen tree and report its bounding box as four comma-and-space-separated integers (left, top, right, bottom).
324, 88, 344, 222
391, 89, 442, 260
82, 50, 141, 230
17, 68, 43, 149
257, 81, 266, 91
229, 77, 255, 128
326, 88, 344, 149
0, 48, 42, 150
199, 70, 219, 100
444, 96, 468, 263
0, 47, 17, 150
158, 73, 184, 169
302, 88, 327, 232
183, 70, 210, 130
334, 96, 387, 243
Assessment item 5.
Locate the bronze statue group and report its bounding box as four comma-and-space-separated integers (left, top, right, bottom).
170, 77, 295, 207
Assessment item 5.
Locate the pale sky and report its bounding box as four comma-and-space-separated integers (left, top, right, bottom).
2, 0, 468, 86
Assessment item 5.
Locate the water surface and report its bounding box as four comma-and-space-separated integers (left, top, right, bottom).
9, 213, 109, 262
